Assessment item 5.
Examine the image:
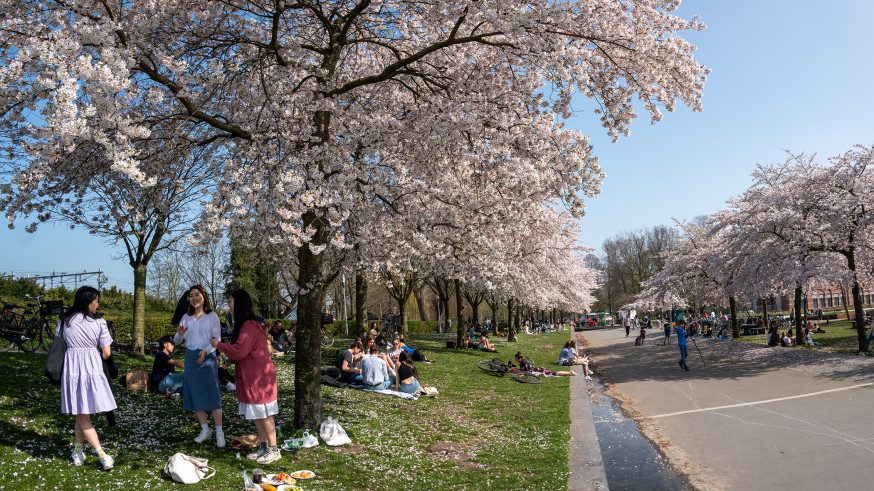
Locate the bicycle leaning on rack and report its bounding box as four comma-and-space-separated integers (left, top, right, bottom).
476, 358, 541, 384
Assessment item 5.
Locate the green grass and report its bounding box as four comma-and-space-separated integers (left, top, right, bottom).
0, 331, 573, 490
738, 319, 867, 354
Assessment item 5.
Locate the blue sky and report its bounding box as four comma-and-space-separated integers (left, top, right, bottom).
572, 0, 874, 252
3, 0, 874, 290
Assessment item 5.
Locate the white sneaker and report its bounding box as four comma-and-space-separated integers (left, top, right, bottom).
216, 430, 226, 448
256, 447, 282, 465
99, 453, 114, 470
585, 375, 592, 380
71, 450, 85, 466
225, 382, 236, 391
246, 446, 266, 460
588, 369, 593, 375
194, 428, 212, 444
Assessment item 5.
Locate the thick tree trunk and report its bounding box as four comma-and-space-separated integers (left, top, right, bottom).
730, 295, 739, 339
490, 302, 497, 333
761, 297, 769, 333
413, 284, 429, 323
794, 285, 804, 342
513, 302, 521, 340
354, 273, 367, 339
455, 279, 464, 347
507, 299, 517, 342
131, 263, 147, 357
849, 250, 866, 350
397, 297, 407, 339
293, 213, 326, 431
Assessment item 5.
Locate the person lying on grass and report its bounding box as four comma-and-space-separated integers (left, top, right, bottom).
399, 337, 436, 363
512, 351, 575, 377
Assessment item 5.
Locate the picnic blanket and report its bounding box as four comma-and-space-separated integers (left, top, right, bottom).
349, 385, 418, 400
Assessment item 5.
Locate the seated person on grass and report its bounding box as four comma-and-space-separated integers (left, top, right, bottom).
477, 332, 497, 353
386, 336, 404, 369
361, 345, 395, 390
268, 320, 292, 353
514, 351, 575, 377
151, 335, 185, 395
717, 326, 731, 340
559, 341, 592, 378
339, 341, 364, 383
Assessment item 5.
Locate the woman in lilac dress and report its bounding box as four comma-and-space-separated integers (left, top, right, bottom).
59, 286, 116, 470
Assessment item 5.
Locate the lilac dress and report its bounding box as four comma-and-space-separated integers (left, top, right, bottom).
59, 314, 117, 415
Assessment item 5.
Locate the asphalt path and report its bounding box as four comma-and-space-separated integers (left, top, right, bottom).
581, 327, 874, 490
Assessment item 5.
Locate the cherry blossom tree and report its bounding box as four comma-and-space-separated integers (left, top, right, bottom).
1, 0, 708, 428
0, 129, 216, 356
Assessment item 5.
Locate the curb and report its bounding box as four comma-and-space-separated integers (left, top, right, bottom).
568, 333, 608, 490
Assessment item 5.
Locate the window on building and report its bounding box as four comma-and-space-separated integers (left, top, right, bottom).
813, 296, 819, 309
828, 293, 834, 308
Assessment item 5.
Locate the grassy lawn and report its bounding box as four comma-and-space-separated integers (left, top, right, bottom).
738, 319, 867, 354
0, 330, 573, 490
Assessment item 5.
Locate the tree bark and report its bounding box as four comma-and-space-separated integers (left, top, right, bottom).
354, 273, 367, 339
131, 263, 147, 357
761, 297, 769, 334
730, 295, 739, 339
455, 279, 465, 347
848, 250, 867, 351
293, 212, 326, 431
794, 285, 804, 343
507, 298, 517, 342
413, 283, 429, 323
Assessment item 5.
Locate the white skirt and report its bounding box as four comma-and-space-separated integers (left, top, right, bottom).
238, 400, 279, 420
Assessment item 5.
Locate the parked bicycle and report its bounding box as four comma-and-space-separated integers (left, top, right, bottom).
476, 358, 541, 384
0, 294, 61, 352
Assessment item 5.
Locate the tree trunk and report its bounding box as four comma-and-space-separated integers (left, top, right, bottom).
794, 285, 804, 343
848, 250, 866, 350
490, 302, 497, 333
455, 279, 464, 347
507, 298, 517, 342
730, 295, 739, 339
840, 285, 852, 323
354, 273, 367, 339
397, 296, 407, 339
293, 213, 326, 431
761, 297, 769, 332
413, 284, 429, 323
513, 301, 521, 340
131, 263, 147, 357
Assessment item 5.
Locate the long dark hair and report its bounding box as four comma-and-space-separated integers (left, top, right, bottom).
186, 285, 213, 316
399, 350, 419, 379
229, 289, 257, 343
60, 286, 100, 327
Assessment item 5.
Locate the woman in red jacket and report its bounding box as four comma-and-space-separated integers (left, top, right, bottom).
211, 289, 279, 465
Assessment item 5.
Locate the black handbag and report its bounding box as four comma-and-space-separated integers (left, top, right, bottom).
43, 321, 66, 385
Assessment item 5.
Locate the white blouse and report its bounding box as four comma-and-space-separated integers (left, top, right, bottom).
174, 311, 221, 354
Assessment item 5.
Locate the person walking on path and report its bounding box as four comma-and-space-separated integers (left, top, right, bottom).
677, 320, 689, 371
624, 316, 630, 337
663, 323, 671, 345
58, 286, 116, 470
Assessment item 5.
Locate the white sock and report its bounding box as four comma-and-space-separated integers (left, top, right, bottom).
215, 426, 223, 434
201, 423, 209, 432
74, 443, 84, 453
95, 447, 106, 458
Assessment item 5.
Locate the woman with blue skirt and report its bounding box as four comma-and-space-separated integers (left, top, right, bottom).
174, 285, 224, 447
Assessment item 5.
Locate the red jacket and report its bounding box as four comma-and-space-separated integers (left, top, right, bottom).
217, 319, 277, 405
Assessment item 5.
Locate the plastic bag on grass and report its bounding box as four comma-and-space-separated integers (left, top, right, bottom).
319, 417, 352, 446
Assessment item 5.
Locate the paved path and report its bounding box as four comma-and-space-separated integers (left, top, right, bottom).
582, 327, 874, 490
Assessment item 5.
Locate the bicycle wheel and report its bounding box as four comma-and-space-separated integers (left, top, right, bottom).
18, 322, 40, 353
321, 331, 334, 348
477, 359, 506, 375
513, 372, 541, 384
39, 320, 55, 351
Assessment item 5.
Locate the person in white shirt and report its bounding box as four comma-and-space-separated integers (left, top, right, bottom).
174, 285, 224, 448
